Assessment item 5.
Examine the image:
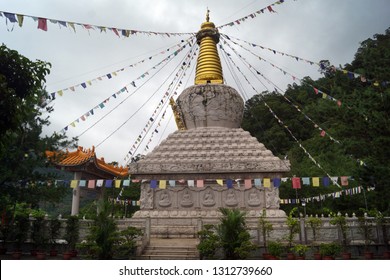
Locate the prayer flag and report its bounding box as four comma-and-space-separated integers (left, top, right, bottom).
273, 178, 281, 188
322, 177, 330, 187
312, 177, 320, 187
96, 179, 104, 187
226, 179, 233, 188
150, 180, 157, 189
216, 179, 223, 186
38, 18, 48, 31
263, 178, 271, 188
292, 177, 301, 189
105, 180, 113, 188
302, 177, 310, 185
88, 180, 95, 189
330, 177, 339, 185
70, 180, 78, 188
122, 179, 130, 187
169, 180, 176, 187
115, 180, 121, 188
4, 12, 17, 23
68, 22, 76, 32
188, 180, 195, 187
254, 178, 261, 187
244, 179, 252, 189
17, 14, 24, 27
78, 180, 86, 187
340, 176, 349, 186
267, 5, 276, 13
159, 180, 167, 189
197, 180, 204, 188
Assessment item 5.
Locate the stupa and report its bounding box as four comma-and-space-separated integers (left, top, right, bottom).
129, 11, 290, 237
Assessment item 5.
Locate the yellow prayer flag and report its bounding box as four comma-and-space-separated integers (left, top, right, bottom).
17, 14, 24, 27
312, 177, 320, 187
216, 179, 223, 186
159, 180, 167, 189
263, 178, 271, 188
70, 180, 78, 188
115, 180, 121, 188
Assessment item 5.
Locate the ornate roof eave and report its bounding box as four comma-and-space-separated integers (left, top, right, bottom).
46, 146, 129, 178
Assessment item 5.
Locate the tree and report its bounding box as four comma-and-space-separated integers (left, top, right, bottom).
0, 45, 76, 237
242, 28, 390, 215
217, 208, 256, 259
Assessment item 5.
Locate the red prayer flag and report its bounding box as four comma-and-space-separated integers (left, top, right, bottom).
111, 28, 120, 37
320, 130, 326, 137
340, 176, 349, 186
267, 5, 276, 13
38, 18, 48, 31
292, 177, 301, 189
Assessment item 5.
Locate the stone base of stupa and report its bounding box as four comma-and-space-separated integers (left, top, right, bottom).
130, 183, 286, 238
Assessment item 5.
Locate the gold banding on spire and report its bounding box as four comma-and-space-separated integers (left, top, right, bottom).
194, 9, 223, 85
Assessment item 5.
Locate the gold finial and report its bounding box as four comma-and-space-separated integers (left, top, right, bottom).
194, 10, 223, 85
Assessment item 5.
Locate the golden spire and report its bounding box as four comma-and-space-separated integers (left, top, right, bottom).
194, 9, 223, 85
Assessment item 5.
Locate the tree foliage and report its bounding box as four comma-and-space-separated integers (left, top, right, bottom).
242, 28, 390, 215
0, 45, 77, 226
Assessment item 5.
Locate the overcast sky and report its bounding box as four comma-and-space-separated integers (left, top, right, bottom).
1, 0, 389, 166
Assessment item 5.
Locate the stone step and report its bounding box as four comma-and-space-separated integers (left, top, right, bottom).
143, 249, 197, 255
139, 238, 199, 260
139, 255, 199, 260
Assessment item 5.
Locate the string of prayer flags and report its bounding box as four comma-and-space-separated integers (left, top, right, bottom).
49, 38, 193, 101
220, 38, 341, 144
60, 41, 193, 134
217, 0, 290, 29
222, 34, 320, 68
0, 11, 194, 37
124, 43, 198, 163
280, 186, 373, 205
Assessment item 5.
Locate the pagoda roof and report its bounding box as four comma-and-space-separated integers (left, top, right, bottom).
46, 146, 128, 178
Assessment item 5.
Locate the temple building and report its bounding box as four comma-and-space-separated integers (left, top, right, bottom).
46, 146, 128, 215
